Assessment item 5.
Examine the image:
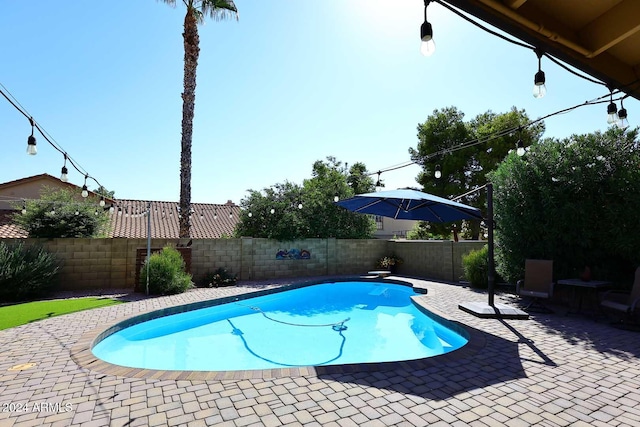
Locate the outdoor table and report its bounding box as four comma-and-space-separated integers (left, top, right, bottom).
557, 279, 612, 317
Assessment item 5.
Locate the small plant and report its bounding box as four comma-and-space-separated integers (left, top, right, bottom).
375, 254, 403, 269
140, 246, 192, 295
462, 245, 488, 288
199, 267, 237, 288
0, 241, 60, 302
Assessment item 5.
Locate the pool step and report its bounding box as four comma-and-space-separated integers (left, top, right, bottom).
368, 287, 388, 296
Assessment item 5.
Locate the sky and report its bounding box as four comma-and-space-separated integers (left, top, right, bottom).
1, 0, 637, 205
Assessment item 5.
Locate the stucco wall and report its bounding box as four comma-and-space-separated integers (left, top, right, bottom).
1, 238, 485, 291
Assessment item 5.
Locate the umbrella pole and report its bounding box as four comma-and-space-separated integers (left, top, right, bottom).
487, 183, 495, 306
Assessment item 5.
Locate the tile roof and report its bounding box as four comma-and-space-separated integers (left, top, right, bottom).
107, 200, 241, 239
0, 175, 241, 239
0, 201, 241, 239
0, 210, 28, 238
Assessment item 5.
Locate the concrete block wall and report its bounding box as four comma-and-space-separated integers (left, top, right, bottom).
390, 240, 485, 282
1, 237, 485, 291
248, 238, 328, 280
190, 239, 242, 285
334, 239, 388, 275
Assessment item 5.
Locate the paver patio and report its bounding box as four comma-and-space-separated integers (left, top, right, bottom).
1, 276, 639, 426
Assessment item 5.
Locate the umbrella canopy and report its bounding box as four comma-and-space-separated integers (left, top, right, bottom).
336, 189, 484, 222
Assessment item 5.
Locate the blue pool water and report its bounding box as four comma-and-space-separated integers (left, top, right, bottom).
92, 281, 468, 371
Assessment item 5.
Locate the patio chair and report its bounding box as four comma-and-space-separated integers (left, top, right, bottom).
516, 259, 554, 313
600, 267, 640, 323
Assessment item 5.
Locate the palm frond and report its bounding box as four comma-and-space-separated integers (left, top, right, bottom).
201, 0, 239, 21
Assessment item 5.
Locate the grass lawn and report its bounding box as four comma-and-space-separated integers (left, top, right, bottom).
0, 297, 123, 331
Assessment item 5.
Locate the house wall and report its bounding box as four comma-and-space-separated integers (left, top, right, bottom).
0, 180, 56, 210
0, 238, 485, 291
373, 217, 417, 239
0, 176, 104, 211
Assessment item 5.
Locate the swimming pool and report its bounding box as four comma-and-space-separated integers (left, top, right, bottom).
92, 280, 468, 372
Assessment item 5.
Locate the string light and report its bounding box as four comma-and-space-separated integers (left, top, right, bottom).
27, 117, 37, 155
420, 0, 435, 56
81, 174, 89, 198
60, 154, 69, 182
533, 48, 547, 99
606, 90, 618, 124
1, 83, 110, 197
434, 164, 442, 179
516, 128, 525, 156
617, 98, 629, 129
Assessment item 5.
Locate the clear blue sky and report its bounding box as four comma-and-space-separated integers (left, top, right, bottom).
1, 1, 636, 204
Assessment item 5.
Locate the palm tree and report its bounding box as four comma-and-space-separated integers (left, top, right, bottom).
161, 0, 239, 238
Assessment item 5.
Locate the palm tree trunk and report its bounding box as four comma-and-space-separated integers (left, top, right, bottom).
179, 9, 200, 238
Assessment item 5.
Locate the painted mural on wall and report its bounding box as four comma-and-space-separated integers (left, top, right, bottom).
276, 249, 311, 260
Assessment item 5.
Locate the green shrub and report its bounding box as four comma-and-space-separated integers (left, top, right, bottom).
0, 242, 60, 302
490, 128, 640, 283
462, 245, 488, 289
199, 267, 237, 288
139, 246, 192, 295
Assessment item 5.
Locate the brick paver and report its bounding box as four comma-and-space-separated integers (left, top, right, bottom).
1, 276, 640, 426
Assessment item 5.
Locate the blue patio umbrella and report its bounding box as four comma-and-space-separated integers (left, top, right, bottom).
336, 186, 525, 318
335, 188, 484, 223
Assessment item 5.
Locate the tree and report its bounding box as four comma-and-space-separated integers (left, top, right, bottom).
490, 127, 640, 284
409, 106, 544, 238
161, 0, 239, 238
234, 157, 376, 240
93, 185, 115, 199
301, 158, 376, 238
12, 187, 111, 238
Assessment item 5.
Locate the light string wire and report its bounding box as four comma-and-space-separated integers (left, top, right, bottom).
369, 92, 627, 180
0, 82, 108, 192
432, 0, 614, 89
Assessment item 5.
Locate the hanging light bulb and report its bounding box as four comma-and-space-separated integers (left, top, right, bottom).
420, 0, 435, 57
298, 202, 303, 209
617, 99, 629, 129
533, 49, 546, 99
21, 201, 27, 215
516, 139, 525, 157
607, 91, 618, 125
334, 195, 339, 202
270, 208, 275, 214
81, 174, 89, 198
229, 210, 233, 218
434, 164, 441, 179
99, 196, 105, 207
375, 171, 382, 188
60, 154, 69, 182
26, 117, 37, 155
248, 212, 253, 218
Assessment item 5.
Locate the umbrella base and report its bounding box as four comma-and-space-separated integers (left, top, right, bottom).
459, 302, 529, 320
